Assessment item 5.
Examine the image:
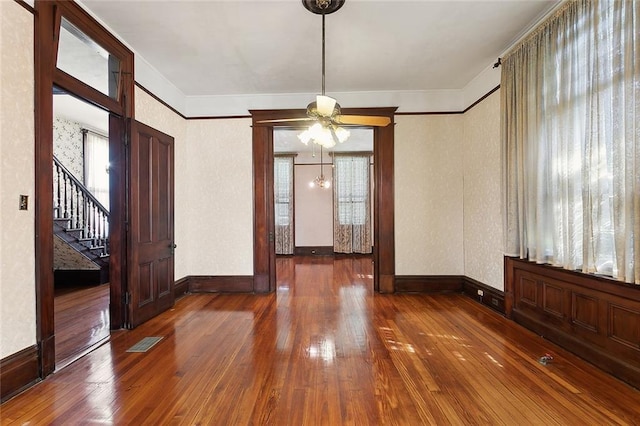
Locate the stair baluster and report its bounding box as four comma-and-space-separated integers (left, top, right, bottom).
53, 155, 110, 261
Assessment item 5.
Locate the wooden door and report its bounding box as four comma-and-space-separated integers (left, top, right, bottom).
127, 120, 175, 328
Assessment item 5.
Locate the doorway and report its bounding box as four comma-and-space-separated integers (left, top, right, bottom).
52, 91, 111, 368
251, 107, 396, 295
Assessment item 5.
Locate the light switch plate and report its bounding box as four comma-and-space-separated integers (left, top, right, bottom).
19, 195, 28, 210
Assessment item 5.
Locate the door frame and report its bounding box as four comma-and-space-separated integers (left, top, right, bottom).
250, 107, 396, 293
35, 0, 134, 377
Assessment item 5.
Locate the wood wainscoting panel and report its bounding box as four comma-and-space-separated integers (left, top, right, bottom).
0, 345, 39, 403
293, 246, 334, 256
542, 281, 565, 320
506, 256, 640, 389
518, 274, 538, 308
608, 303, 640, 350
188, 276, 254, 293
571, 292, 599, 333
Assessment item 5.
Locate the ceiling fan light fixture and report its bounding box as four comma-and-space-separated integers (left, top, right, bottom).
316, 95, 337, 117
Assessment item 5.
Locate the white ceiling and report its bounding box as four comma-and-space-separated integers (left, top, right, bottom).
76, 0, 559, 115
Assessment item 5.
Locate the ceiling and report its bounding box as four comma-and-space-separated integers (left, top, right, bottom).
54, 0, 560, 151
76, 0, 558, 110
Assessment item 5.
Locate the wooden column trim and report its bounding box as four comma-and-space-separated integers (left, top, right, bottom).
251, 107, 396, 294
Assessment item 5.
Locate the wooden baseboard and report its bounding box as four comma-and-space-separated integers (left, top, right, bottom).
188, 276, 254, 293
174, 276, 189, 299
1, 345, 39, 403
462, 277, 505, 314
395, 275, 464, 293
54, 269, 108, 287
294, 246, 334, 256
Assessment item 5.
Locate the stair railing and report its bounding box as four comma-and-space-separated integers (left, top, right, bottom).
53, 155, 110, 257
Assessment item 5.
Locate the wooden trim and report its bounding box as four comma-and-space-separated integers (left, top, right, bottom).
187, 115, 252, 120
462, 85, 500, 113
462, 277, 505, 314
395, 276, 464, 293
395, 111, 464, 116
506, 257, 640, 389
294, 246, 334, 256
174, 276, 190, 299
135, 82, 187, 120
252, 107, 396, 294
35, 0, 57, 380
35, 0, 135, 378
188, 276, 254, 293
14, 0, 34, 14
0, 345, 39, 403
54, 269, 108, 287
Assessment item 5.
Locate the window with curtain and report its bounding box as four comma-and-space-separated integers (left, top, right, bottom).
333, 154, 372, 254
502, 0, 638, 284
83, 129, 110, 210
274, 155, 294, 255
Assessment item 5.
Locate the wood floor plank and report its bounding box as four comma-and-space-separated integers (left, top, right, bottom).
3, 256, 640, 425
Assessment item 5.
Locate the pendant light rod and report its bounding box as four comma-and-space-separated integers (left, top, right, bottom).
321, 12, 326, 96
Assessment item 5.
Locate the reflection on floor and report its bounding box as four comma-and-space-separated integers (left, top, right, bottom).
54, 283, 110, 369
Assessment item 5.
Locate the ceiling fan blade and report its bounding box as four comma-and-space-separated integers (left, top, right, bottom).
334, 115, 391, 127
256, 117, 314, 124
316, 95, 337, 117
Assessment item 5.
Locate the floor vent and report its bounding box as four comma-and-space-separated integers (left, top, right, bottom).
126, 336, 163, 353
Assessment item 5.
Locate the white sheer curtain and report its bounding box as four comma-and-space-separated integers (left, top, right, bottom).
83, 130, 110, 210
333, 154, 372, 254
502, 0, 639, 284
274, 155, 294, 255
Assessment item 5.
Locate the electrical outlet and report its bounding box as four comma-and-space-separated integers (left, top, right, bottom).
492, 298, 499, 306
477, 289, 484, 297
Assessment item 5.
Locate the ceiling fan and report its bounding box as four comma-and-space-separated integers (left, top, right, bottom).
257, 0, 391, 144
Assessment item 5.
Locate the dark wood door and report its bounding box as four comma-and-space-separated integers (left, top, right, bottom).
127, 120, 175, 328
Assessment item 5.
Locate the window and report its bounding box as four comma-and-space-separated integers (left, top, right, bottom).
502, 0, 638, 284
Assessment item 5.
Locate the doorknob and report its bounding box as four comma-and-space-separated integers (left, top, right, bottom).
169, 243, 177, 254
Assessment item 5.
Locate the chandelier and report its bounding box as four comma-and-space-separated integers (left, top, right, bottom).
309, 146, 331, 189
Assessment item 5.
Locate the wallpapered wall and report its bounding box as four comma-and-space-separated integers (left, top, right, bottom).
53, 116, 84, 181
463, 91, 503, 290
395, 115, 465, 276
0, 3, 504, 361
0, 1, 36, 358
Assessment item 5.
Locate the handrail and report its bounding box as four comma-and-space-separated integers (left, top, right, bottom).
53, 155, 109, 216
53, 155, 110, 257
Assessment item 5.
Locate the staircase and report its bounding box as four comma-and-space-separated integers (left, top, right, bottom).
53, 155, 110, 283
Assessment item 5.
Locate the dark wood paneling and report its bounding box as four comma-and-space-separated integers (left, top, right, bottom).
462, 277, 506, 314
0, 345, 39, 403
505, 257, 640, 389
188, 276, 254, 293
395, 275, 464, 293
293, 246, 334, 256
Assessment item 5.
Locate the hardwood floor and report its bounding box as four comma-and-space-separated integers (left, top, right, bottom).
3, 256, 640, 424
54, 284, 110, 369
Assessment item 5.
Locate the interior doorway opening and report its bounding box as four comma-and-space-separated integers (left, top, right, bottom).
52, 89, 112, 369
272, 127, 376, 292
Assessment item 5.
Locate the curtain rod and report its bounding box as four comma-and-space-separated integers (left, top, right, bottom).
81, 128, 108, 138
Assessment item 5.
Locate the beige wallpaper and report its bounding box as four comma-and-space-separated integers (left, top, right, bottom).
185, 119, 254, 275
463, 91, 504, 290
395, 115, 465, 276
134, 87, 189, 279
0, 1, 36, 358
